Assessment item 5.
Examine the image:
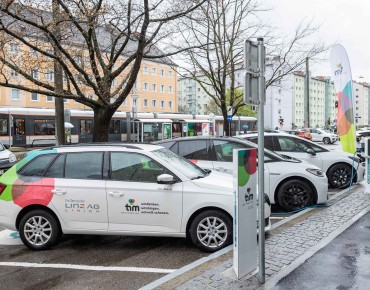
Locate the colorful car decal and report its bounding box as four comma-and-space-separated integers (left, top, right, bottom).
0, 149, 57, 208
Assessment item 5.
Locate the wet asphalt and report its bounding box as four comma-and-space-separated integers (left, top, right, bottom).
272, 211, 370, 290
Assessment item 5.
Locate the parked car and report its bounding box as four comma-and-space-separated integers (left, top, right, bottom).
356, 129, 370, 142
154, 137, 328, 212
236, 133, 365, 189
308, 128, 338, 144
0, 144, 270, 253
0, 141, 17, 175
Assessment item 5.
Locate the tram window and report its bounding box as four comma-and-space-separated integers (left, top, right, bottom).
80, 120, 93, 134
34, 119, 55, 135
0, 119, 8, 136
109, 120, 121, 134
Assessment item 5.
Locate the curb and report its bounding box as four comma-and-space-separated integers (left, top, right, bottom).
258, 203, 370, 290
140, 185, 360, 290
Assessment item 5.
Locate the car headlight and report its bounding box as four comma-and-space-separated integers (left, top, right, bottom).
348, 156, 360, 164
9, 153, 17, 163
306, 168, 325, 177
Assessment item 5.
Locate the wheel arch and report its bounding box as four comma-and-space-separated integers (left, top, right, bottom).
185, 206, 232, 238
274, 176, 318, 206
16, 205, 62, 232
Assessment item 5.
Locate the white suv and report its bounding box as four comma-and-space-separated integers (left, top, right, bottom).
0, 144, 270, 253
309, 128, 338, 144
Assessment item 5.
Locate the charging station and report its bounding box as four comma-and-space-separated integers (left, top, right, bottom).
360, 137, 370, 184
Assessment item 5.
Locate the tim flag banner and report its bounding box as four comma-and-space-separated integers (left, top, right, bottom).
330, 44, 356, 154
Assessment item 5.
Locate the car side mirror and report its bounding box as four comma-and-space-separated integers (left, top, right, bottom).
307, 149, 316, 156
3, 144, 9, 149
157, 174, 176, 184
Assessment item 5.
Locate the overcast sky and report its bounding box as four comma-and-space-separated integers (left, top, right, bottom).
265, 0, 370, 82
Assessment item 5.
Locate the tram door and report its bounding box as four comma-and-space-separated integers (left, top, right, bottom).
13, 118, 26, 146
79, 119, 93, 143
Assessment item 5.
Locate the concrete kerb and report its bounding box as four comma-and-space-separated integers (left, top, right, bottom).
259, 203, 370, 290
140, 185, 361, 290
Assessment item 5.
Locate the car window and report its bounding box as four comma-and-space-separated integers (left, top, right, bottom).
44, 154, 65, 178
65, 152, 103, 180
307, 142, 328, 153
157, 141, 176, 150
111, 152, 173, 183
178, 140, 211, 160
275, 136, 309, 152
213, 140, 248, 162
18, 154, 56, 176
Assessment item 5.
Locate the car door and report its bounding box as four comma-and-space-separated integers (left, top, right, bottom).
272, 136, 323, 169
177, 139, 214, 171
310, 129, 320, 142
44, 152, 108, 231
106, 151, 183, 233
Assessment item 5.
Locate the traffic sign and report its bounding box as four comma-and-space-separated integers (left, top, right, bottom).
227, 115, 233, 122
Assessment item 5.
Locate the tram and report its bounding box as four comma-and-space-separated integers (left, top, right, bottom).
0, 108, 257, 146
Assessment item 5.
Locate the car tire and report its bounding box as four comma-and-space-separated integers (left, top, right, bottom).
323, 137, 330, 144
189, 210, 232, 253
19, 210, 61, 250
327, 163, 353, 189
277, 179, 313, 212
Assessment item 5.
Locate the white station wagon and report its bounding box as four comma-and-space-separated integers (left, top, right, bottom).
0, 144, 270, 253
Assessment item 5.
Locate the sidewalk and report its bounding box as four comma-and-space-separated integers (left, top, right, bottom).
142, 185, 370, 290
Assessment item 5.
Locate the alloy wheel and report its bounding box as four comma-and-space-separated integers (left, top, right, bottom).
23, 216, 52, 246
197, 217, 228, 248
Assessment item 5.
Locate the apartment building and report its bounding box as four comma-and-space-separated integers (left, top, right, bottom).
0, 40, 177, 113
353, 81, 369, 126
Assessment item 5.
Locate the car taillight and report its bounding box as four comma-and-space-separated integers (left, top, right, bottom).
0, 183, 7, 196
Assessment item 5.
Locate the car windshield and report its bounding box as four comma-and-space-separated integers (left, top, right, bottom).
152, 148, 207, 180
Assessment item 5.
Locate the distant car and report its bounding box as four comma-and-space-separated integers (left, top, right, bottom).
154, 136, 328, 212
309, 128, 338, 144
0, 144, 269, 253
0, 142, 17, 175
236, 133, 365, 189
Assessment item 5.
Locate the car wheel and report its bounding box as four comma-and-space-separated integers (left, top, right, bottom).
323, 137, 330, 144
189, 210, 232, 253
277, 179, 313, 212
327, 163, 353, 189
19, 210, 61, 250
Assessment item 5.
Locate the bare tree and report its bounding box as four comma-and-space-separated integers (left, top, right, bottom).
0, 0, 205, 141
175, 0, 328, 136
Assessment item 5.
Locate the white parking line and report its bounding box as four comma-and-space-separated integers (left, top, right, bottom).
0, 262, 176, 274
270, 217, 285, 220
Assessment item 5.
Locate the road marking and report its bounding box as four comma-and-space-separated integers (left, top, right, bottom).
270, 217, 285, 220
0, 262, 176, 274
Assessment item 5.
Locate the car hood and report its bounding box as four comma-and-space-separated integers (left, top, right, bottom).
191, 170, 233, 193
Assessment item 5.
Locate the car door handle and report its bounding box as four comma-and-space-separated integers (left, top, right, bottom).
108, 191, 125, 197
215, 167, 227, 172
51, 189, 67, 195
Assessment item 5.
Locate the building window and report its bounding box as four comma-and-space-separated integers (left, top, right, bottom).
152, 100, 156, 107
30, 48, 37, 57
160, 69, 164, 77
45, 71, 54, 81
64, 99, 69, 103
152, 84, 156, 92
161, 100, 164, 108
144, 99, 148, 107
31, 69, 39, 80
11, 89, 20, 101
10, 43, 19, 54
168, 101, 172, 108
160, 85, 165, 93
10, 69, 19, 77
31, 92, 39, 102
152, 68, 156, 76
144, 66, 148, 74
168, 70, 173, 77
132, 98, 138, 107
46, 95, 54, 102
144, 83, 148, 91
168, 85, 173, 93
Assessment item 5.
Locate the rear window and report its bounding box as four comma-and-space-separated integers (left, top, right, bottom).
178, 140, 211, 160
65, 152, 104, 180
18, 154, 56, 176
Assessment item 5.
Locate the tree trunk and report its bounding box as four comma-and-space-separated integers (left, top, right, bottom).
92, 107, 115, 142
221, 105, 230, 136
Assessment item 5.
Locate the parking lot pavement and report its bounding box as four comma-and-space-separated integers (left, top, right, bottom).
0, 233, 208, 289
148, 184, 370, 290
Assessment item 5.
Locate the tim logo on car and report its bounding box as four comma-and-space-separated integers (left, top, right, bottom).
124, 199, 140, 214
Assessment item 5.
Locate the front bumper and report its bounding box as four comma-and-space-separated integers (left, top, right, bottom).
315, 176, 329, 204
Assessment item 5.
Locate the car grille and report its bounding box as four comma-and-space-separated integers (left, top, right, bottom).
0, 158, 9, 166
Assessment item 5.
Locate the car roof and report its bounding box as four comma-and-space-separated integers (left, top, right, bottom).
153, 136, 251, 143
41, 143, 164, 153
236, 132, 290, 138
